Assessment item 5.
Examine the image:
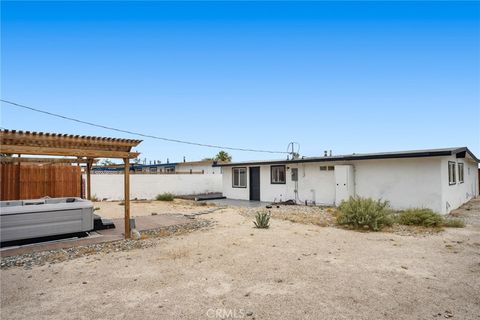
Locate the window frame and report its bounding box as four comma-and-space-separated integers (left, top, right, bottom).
270, 165, 286, 184
232, 167, 247, 188
458, 163, 464, 184
448, 161, 456, 185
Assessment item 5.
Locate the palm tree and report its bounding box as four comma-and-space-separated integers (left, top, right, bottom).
214, 151, 232, 162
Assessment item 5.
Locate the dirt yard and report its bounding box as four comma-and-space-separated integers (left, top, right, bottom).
1, 199, 480, 320
92, 199, 218, 218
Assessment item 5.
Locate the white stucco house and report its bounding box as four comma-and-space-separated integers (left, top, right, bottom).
215, 147, 479, 214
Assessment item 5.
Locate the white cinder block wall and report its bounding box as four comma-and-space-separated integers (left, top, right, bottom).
175, 164, 222, 174
88, 174, 222, 200
220, 156, 479, 214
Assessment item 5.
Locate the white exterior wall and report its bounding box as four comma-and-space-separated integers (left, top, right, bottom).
440, 156, 478, 214
353, 158, 443, 213
222, 163, 336, 205
258, 163, 336, 205
88, 174, 222, 200
221, 156, 478, 213
222, 167, 249, 200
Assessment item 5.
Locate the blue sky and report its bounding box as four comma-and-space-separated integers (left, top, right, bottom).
1, 1, 479, 163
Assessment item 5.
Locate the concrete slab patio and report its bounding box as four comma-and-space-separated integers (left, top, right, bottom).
0, 214, 191, 258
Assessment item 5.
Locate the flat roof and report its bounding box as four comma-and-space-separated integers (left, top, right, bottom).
215, 147, 479, 167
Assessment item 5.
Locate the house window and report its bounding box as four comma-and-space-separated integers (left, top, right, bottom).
271, 165, 286, 184
320, 166, 334, 171
458, 163, 464, 183
448, 161, 456, 185
232, 167, 247, 188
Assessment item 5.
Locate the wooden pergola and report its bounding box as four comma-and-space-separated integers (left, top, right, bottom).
0, 129, 142, 239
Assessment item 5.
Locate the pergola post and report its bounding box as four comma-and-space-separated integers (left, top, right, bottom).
86, 158, 93, 200
124, 158, 131, 239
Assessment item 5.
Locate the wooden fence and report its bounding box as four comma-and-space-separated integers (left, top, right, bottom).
0, 164, 82, 201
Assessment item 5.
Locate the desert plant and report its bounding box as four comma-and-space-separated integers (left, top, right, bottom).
443, 218, 465, 228
156, 193, 175, 201
397, 208, 444, 227
254, 211, 271, 229
337, 197, 393, 231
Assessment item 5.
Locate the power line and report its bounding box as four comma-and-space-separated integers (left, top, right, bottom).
0, 99, 289, 154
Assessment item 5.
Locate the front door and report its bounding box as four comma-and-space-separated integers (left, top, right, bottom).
249, 167, 260, 201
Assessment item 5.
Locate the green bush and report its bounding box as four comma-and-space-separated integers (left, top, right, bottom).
397, 208, 444, 227
442, 218, 465, 228
254, 211, 271, 229
155, 193, 175, 201
337, 197, 393, 231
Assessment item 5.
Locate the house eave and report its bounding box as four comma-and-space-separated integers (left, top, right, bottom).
215, 147, 479, 167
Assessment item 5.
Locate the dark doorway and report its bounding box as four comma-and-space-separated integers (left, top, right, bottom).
249, 167, 260, 201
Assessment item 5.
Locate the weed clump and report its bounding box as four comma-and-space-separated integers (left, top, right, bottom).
337, 197, 393, 231
156, 193, 175, 201
397, 208, 444, 227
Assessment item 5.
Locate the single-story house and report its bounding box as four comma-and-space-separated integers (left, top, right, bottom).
215, 147, 479, 214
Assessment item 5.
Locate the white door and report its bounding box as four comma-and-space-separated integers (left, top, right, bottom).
335, 165, 355, 206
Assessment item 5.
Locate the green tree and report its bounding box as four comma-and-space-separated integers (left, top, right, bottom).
100, 159, 115, 166
214, 151, 232, 162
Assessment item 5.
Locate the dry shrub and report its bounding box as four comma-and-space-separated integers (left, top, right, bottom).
337, 197, 393, 231
156, 193, 175, 201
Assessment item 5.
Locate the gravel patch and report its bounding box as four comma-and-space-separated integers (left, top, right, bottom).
239, 205, 337, 227
449, 198, 480, 226
238, 203, 475, 236
1, 219, 212, 270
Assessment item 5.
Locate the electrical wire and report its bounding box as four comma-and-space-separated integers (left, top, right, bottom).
0, 99, 289, 154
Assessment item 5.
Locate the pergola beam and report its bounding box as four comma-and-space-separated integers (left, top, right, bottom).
1, 145, 139, 159
0, 157, 98, 164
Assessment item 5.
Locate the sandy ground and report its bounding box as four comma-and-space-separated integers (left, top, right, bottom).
93, 199, 217, 219
1, 200, 480, 320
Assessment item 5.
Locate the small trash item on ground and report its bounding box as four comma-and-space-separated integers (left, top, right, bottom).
151, 212, 158, 216
275, 199, 296, 205
131, 229, 141, 240
266, 205, 272, 209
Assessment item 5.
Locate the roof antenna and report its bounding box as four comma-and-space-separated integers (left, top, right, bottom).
287, 142, 300, 160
